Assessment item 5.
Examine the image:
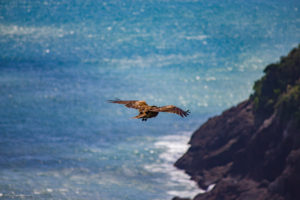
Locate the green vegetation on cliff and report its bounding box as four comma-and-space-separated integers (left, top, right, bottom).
251, 45, 300, 124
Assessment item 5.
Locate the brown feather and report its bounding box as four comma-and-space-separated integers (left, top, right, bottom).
108, 100, 148, 110
149, 105, 190, 117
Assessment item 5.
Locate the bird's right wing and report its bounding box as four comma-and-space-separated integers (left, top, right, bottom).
150, 105, 190, 117
108, 100, 148, 110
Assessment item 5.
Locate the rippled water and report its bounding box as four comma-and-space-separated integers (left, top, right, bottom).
0, 0, 299, 199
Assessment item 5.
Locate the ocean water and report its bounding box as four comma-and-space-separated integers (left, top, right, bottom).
0, 0, 299, 199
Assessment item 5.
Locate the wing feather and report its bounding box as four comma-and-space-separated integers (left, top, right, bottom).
150, 105, 190, 117
108, 100, 148, 110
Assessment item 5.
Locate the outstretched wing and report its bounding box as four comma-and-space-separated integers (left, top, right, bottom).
108, 100, 148, 110
150, 105, 190, 117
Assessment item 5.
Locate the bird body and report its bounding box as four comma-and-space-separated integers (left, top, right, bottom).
108, 100, 189, 121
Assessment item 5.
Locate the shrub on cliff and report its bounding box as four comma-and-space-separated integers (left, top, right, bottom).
276, 83, 300, 126
251, 45, 300, 119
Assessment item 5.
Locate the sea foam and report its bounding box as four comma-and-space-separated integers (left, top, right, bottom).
145, 132, 205, 199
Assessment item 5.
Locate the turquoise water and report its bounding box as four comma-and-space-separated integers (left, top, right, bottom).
0, 0, 299, 199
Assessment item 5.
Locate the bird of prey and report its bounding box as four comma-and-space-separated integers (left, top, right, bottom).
108, 99, 190, 121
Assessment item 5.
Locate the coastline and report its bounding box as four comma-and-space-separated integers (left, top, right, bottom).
173, 45, 300, 200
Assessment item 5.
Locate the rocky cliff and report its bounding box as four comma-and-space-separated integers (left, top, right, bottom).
174, 45, 300, 200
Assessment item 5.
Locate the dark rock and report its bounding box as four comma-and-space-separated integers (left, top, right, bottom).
194, 178, 269, 200
268, 149, 300, 200
172, 197, 191, 200
175, 100, 256, 189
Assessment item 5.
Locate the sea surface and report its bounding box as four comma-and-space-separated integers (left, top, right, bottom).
0, 0, 299, 199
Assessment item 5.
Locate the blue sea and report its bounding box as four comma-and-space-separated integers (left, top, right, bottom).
0, 0, 299, 199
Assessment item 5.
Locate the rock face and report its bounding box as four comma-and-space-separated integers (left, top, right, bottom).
174, 46, 300, 200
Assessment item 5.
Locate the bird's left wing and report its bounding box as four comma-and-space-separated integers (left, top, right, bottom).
150, 105, 190, 117
108, 100, 148, 110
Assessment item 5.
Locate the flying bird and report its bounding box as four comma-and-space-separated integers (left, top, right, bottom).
108, 99, 190, 121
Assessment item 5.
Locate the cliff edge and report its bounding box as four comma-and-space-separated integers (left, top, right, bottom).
174, 45, 300, 200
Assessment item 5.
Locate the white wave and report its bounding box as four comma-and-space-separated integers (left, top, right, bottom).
185, 35, 208, 41
109, 53, 204, 69
207, 184, 216, 192
46, 188, 53, 193
145, 132, 205, 199
205, 76, 217, 81
0, 24, 71, 38
154, 134, 191, 162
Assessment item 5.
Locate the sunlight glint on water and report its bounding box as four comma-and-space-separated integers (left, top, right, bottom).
0, 0, 299, 199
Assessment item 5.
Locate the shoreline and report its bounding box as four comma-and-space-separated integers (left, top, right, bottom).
173, 45, 300, 200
